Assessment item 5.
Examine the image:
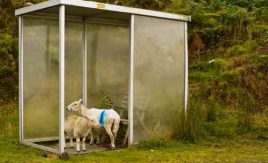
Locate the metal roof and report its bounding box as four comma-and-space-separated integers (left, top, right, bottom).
15, 0, 191, 22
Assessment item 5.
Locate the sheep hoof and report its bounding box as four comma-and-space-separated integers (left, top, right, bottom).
41, 153, 48, 158
96, 141, 100, 145
90, 142, 94, 145
59, 152, 69, 160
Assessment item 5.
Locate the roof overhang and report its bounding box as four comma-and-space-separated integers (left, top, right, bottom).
15, 0, 191, 22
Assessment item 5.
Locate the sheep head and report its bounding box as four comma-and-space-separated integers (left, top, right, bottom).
66, 99, 83, 112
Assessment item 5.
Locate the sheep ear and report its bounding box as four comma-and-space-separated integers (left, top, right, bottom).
89, 118, 94, 123
79, 99, 83, 104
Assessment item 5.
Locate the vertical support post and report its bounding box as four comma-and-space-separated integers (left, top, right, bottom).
184, 22, 188, 117
83, 17, 88, 107
59, 5, 65, 154
128, 14, 135, 145
19, 16, 24, 142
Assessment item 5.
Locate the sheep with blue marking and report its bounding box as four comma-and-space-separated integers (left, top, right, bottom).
66, 99, 121, 149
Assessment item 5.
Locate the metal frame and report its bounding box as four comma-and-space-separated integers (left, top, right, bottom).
15, 0, 60, 16
128, 14, 135, 145
15, 0, 191, 22
83, 16, 88, 107
24, 137, 59, 143
184, 23, 189, 116
17, 0, 190, 154
19, 10, 65, 155
23, 13, 128, 26
87, 18, 129, 27
22, 141, 59, 154
59, 5, 65, 154
19, 16, 24, 142
21, 139, 59, 153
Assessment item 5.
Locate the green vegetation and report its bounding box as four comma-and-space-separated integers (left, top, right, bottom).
0, 0, 268, 162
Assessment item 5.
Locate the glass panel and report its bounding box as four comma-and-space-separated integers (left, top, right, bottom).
65, 20, 83, 106
87, 23, 129, 118
133, 15, 185, 142
23, 16, 59, 139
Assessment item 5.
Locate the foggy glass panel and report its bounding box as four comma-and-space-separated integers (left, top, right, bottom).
23, 16, 59, 139
87, 23, 129, 117
133, 16, 185, 142
65, 20, 83, 107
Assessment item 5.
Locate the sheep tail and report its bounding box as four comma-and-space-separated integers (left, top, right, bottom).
112, 117, 120, 134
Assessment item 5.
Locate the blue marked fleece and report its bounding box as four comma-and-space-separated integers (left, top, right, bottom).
99, 110, 107, 126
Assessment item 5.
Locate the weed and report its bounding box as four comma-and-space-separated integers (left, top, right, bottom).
137, 138, 168, 149
170, 96, 205, 142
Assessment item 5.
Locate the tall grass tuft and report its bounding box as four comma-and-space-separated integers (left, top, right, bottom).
237, 91, 255, 133
170, 97, 204, 142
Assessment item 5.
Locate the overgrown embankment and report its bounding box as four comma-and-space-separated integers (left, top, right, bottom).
165, 0, 268, 141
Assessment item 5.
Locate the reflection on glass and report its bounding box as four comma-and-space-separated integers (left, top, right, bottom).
87, 23, 129, 113
23, 17, 59, 139
133, 15, 185, 142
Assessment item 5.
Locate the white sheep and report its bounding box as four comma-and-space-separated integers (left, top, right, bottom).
64, 115, 96, 152
67, 99, 120, 149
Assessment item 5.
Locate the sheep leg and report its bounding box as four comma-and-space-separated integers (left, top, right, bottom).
63, 136, 66, 149
96, 128, 101, 144
89, 129, 94, 145
112, 119, 120, 141
82, 137, 86, 151
104, 123, 115, 149
70, 136, 74, 148
76, 138, 80, 152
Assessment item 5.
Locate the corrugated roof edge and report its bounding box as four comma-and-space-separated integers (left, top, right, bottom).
15, 0, 60, 16
15, 0, 191, 22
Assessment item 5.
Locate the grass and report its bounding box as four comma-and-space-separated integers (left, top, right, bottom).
0, 136, 267, 162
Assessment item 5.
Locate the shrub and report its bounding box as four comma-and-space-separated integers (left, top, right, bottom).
0, 103, 18, 140
226, 40, 258, 56
207, 97, 221, 122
